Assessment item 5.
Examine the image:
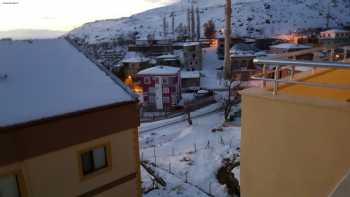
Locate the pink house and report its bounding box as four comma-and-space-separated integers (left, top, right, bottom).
136, 66, 181, 111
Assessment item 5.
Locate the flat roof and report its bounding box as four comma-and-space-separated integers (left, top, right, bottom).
280, 69, 350, 102
0, 38, 134, 127
137, 65, 180, 76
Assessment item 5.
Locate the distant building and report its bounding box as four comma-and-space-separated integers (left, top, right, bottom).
319, 29, 350, 46
114, 52, 152, 81
230, 43, 262, 81
128, 39, 173, 57
181, 70, 201, 91
216, 35, 243, 60
155, 54, 181, 67
174, 42, 203, 70
136, 66, 181, 111
270, 43, 312, 54
0, 39, 141, 197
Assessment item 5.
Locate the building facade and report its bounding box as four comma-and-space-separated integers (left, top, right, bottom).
136, 66, 181, 111
240, 59, 350, 197
320, 29, 350, 46
0, 39, 141, 197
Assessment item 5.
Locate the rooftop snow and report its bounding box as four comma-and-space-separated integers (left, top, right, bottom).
156, 54, 178, 59
321, 29, 350, 34
0, 38, 134, 127
137, 65, 180, 76
270, 43, 312, 49
181, 71, 201, 79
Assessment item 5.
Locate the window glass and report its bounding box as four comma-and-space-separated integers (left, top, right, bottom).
0, 175, 20, 197
93, 147, 107, 170
81, 145, 108, 176
81, 152, 94, 175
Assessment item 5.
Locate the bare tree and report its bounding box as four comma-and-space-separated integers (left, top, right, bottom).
224, 0, 232, 79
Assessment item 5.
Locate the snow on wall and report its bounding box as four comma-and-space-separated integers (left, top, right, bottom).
69, 0, 350, 44
0, 38, 134, 127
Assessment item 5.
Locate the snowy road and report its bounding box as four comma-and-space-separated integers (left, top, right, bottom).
201, 47, 225, 90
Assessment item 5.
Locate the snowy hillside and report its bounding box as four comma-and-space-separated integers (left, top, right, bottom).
69, 0, 350, 44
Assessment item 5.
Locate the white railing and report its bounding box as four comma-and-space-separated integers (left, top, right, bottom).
252, 58, 350, 95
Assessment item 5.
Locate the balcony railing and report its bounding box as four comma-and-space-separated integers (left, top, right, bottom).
252, 58, 350, 96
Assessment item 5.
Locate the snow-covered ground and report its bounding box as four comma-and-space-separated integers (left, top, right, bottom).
139, 104, 241, 197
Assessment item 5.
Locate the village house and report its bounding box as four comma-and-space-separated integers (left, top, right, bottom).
136, 66, 181, 111
0, 39, 141, 197
216, 35, 243, 59
128, 39, 173, 57
173, 42, 203, 70
240, 58, 350, 197
155, 54, 181, 67
113, 52, 152, 81
229, 43, 264, 81
319, 29, 350, 46
180, 70, 201, 92
269, 43, 312, 54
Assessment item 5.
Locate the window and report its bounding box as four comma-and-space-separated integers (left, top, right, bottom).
163, 87, 170, 94
0, 173, 25, 197
80, 144, 110, 177
162, 78, 169, 85
144, 76, 151, 85
163, 96, 170, 104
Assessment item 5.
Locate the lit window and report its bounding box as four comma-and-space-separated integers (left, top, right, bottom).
80, 145, 110, 176
0, 174, 22, 197
144, 77, 151, 85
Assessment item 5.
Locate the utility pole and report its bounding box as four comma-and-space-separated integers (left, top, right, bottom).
196, 7, 201, 41
170, 12, 175, 39
163, 16, 167, 38
224, 0, 232, 79
187, 8, 191, 39
191, 3, 196, 40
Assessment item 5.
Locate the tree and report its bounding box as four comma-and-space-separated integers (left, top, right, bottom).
203, 20, 216, 39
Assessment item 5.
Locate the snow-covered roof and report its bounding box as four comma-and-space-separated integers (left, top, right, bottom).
173, 42, 200, 47
121, 52, 150, 63
230, 43, 259, 57
137, 65, 180, 76
321, 29, 350, 34
181, 71, 201, 79
156, 54, 178, 59
270, 43, 312, 49
0, 38, 134, 127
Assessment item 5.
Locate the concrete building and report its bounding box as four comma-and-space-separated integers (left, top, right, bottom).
320, 29, 350, 46
180, 70, 201, 91
136, 66, 181, 111
240, 58, 350, 197
0, 39, 141, 197
174, 42, 203, 70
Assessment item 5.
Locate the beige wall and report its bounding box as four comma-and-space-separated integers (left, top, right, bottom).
241, 89, 350, 197
0, 128, 140, 197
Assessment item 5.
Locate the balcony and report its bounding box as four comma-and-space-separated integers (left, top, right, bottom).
240, 58, 350, 197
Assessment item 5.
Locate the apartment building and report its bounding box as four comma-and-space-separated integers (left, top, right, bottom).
0, 39, 141, 197
240, 58, 350, 197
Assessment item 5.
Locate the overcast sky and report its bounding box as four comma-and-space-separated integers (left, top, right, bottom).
0, 0, 175, 31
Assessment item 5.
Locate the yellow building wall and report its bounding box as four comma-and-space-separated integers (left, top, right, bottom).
0, 128, 140, 197
241, 93, 350, 197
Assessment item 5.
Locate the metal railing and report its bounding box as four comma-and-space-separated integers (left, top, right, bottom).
252, 58, 350, 96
